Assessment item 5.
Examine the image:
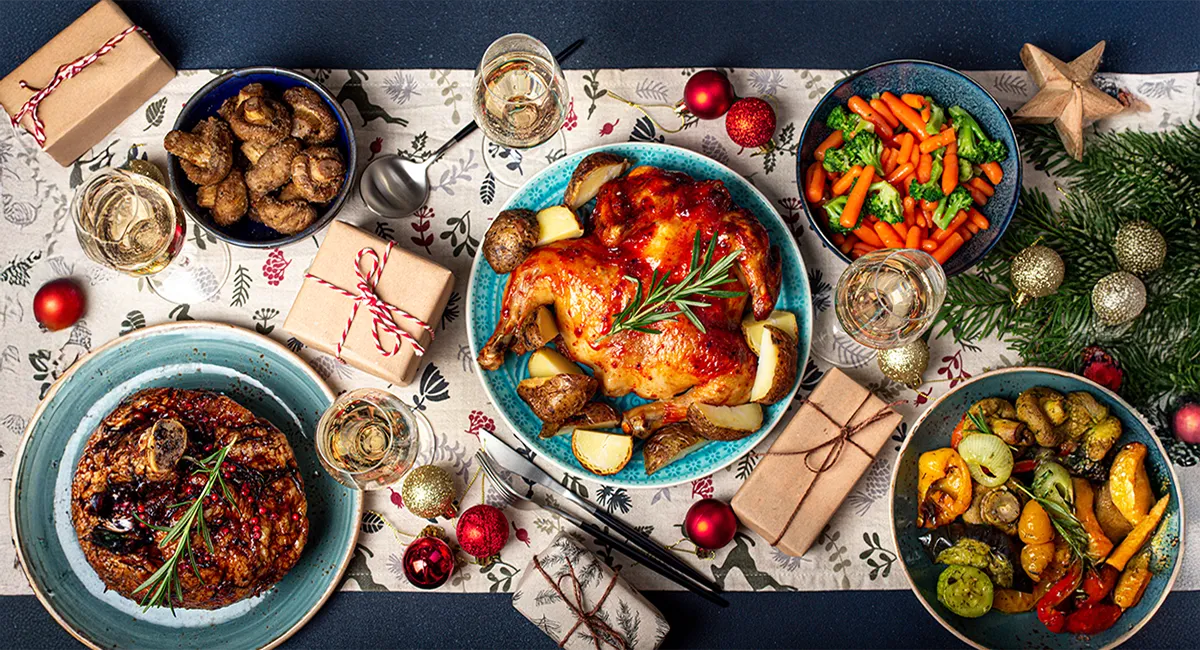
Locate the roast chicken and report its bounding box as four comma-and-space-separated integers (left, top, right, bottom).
479, 166, 781, 436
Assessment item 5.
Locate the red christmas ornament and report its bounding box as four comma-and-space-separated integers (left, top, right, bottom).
33, 278, 85, 331
456, 504, 509, 562
684, 498, 738, 550
1081, 346, 1123, 392
1172, 399, 1200, 445
684, 70, 736, 120
402, 526, 455, 589
725, 97, 777, 149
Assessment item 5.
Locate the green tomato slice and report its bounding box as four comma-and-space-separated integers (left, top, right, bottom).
957, 433, 1014, 487
937, 565, 994, 618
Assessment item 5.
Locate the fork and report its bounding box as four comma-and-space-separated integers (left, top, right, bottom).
476, 451, 727, 606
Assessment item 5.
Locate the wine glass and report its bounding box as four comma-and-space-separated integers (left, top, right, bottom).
812, 249, 947, 367
315, 388, 429, 490
71, 165, 229, 303
473, 33, 570, 187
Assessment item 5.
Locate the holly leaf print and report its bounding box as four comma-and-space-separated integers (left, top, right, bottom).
143, 97, 167, 131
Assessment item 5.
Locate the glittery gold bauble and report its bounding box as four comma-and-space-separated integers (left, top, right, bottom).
123, 159, 166, 186
1114, 220, 1166, 275
1092, 271, 1146, 325
877, 339, 929, 390
1010, 244, 1065, 307
401, 465, 458, 519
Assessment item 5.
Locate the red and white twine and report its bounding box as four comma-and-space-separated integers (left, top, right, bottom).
7, 25, 149, 147
304, 242, 434, 360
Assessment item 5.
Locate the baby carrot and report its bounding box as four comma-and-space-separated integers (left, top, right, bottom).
906, 225, 923, 249
840, 165, 875, 230
917, 153, 932, 183
896, 133, 914, 166
839, 233, 858, 254
921, 105, 931, 122
981, 161, 1003, 185
920, 238, 939, 252
881, 92, 929, 141
964, 221, 980, 235
942, 149, 959, 195
831, 233, 846, 246
931, 231, 966, 264
852, 241, 879, 255
893, 220, 909, 239
806, 164, 826, 203
919, 128, 956, 153
870, 98, 901, 129
968, 208, 989, 230
903, 196, 915, 224
874, 221, 905, 248
848, 96, 894, 138
959, 227, 973, 242
882, 148, 897, 176
832, 165, 862, 196
901, 94, 925, 109
910, 142, 920, 165
965, 184, 988, 206
968, 177, 995, 197
815, 130, 844, 161
886, 162, 915, 184
935, 210, 970, 242
853, 223, 885, 248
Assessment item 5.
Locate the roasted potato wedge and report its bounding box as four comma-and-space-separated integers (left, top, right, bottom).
482, 209, 539, 273
510, 306, 559, 355
749, 325, 797, 404
742, 310, 799, 355
535, 205, 584, 246
643, 423, 709, 475
539, 402, 619, 439
528, 347, 583, 378
517, 374, 598, 423
687, 402, 764, 441
572, 428, 633, 475
1095, 482, 1134, 543
563, 152, 630, 209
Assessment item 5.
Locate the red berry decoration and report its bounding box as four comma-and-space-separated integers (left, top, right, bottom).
683, 70, 736, 120
456, 504, 509, 564
1081, 345, 1123, 392
1172, 398, 1200, 445
684, 498, 738, 550
33, 278, 86, 331
725, 97, 777, 149
403, 526, 455, 589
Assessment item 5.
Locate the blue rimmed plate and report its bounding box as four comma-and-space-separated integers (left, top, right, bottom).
9, 322, 361, 649
467, 143, 812, 488
890, 367, 1184, 649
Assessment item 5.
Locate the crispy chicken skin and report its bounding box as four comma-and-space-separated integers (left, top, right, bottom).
479, 166, 782, 436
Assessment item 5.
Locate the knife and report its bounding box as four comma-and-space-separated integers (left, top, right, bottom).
479, 430, 721, 592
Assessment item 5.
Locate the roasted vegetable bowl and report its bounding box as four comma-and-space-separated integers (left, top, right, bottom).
890, 368, 1183, 649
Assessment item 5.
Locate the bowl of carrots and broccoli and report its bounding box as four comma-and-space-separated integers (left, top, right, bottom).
796, 60, 1020, 276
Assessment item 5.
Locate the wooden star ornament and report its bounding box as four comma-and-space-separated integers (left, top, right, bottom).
1013, 41, 1125, 160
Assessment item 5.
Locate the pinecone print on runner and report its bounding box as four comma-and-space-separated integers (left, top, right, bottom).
262, 249, 290, 286
844, 454, 891, 516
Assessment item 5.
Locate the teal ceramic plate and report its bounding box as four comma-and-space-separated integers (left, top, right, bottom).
890, 368, 1184, 649
467, 143, 812, 488
9, 322, 362, 649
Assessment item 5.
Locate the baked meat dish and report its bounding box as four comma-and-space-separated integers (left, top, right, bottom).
70, 388, 308, 609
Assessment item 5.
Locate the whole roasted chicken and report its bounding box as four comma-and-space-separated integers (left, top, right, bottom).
479, 165, 781, 436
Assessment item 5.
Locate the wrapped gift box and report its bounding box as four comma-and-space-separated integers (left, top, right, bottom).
0, 0, 175, 166
283, 220, 454, 386
513, 532, 669, 650
731, 367, 902, 556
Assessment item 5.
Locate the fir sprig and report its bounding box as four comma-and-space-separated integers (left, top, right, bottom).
133, 437, 238, 612
605, 232, 745, 337
935, 123, 1200, 452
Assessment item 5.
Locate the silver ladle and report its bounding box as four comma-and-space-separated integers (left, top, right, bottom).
357, 38, 584, 219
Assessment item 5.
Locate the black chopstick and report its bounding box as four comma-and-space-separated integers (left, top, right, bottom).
586, 505, 722, 592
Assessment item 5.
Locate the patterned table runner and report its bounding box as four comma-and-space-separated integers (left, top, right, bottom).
0, 67, 1196, 595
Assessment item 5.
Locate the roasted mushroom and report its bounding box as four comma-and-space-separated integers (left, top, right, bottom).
283, 86, 339, 144
226, 96, 292, 146
250, 193, 317, 234
245, 137, 301, 195
217, 83, 269, 121
289, 147, 346, 203
961, 397, 1027, 446
196, 168, 249, 226
978, 483, 1024, 536
164, 117, 234, 186
1016, 387, 1065, 447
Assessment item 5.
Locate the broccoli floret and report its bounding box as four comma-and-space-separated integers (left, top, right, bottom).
822, 147, 853, 174
866, 182, 903, 224
908, 178, 944, 203
823, 195, 855, 234
843, 132, 883, 171
825, 106, 860, 133
948, 106, 1008, 164
959, 158, 974, 182
924, 97, 946, 135
932, 187, 974, 230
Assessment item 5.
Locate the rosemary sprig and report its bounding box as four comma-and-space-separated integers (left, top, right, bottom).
1012, 480, 1092, 567
132, 437, 238, 612
605, 232, 745, 337
965, 408, 992, 437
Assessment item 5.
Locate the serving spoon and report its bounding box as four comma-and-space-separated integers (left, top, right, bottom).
358, 38, 585, 219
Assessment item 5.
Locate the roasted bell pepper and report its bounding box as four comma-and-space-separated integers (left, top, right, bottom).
1106, 494, 1169, 571
1065, 602, 1123, 635
1079, 564, 1120, 607
917, 448, 973, 528
1113, 550, 1153, 610
1036, 563, 1081, 633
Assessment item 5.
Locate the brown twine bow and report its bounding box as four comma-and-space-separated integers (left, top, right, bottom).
750, 397, 904, 545
533, 556, 629, 650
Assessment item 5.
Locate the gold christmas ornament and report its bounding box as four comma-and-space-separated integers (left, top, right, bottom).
1010, 243, 1065, 307
1092, 271, 1147, 325
1114, 220, 1166, 275
401, 464, 458, 519
877, 338, 929, 390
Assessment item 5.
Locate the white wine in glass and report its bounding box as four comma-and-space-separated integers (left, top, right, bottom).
834, 249, 947, 350
316, 388, 425, 491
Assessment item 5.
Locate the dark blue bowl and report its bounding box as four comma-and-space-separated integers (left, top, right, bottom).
796, 60, 1020, 276
167, 67, 356, 248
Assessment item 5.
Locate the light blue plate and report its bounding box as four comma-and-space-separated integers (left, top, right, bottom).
890, 368, 1184, 649
467, 143, 812, 488
9, 322, 362, 649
